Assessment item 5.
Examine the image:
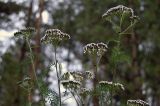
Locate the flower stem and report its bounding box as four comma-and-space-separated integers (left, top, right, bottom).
92, 55, 99, 106
26, 38, 45, 106
70, 90, 80, 106
28, 88, 32, 106
54, 46, 62, 106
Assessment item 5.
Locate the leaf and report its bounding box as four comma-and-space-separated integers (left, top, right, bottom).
110, 47, 131, 65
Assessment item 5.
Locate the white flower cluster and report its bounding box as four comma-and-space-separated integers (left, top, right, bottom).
102, 5, 134, 18
41, 29, 70, 44
102, 5, 139, 22
61, 80, 81, 90
127, 99, 149, 106
70, 71, 84, 81
79, 88, 91, 96
85, 71, 94, 79
83, 42, 108, 56
62, 71, 95, 82
99, 81, 125, 91
14, 27, 35, 38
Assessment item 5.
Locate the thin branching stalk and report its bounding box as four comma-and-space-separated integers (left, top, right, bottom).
74, 90, 84, 105
54, 45, 62, 106
28, 88, 32, 106
119, 21, 136, 35
62, 96, 73, 103
26, 38, 45, 105
70, 90, 80, 106
92, 55, 99, 106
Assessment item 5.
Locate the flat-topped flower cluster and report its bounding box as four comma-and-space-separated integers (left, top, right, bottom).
102, 5, 134, 18
98, 81, 125, 91
41, 29, 70, 44
83, 42, 108, 56
102, 5, 139, 25
14, 27, 35, 38
127, 99, 149, 106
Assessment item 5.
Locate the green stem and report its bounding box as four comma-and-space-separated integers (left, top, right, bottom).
54, 46, 62, 106
28, 88, 32, 106
119, 21, 136, 35
92, 55, 99, 106
26, 38, 45, 105
120, 12, 125, 32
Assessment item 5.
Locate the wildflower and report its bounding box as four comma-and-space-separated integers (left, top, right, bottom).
79, 88, 91, 96
61, 80, 81, 90
97, 42, 108, 56
61, 71, 84, 81
85, 71, 94, 79
127, 99, 149, 106
102, 5, 134, 19
83, 42, 108, 56
41, 29, 70, 44
114, 82, 125, 91
14, 27, 35, 38
70, 71, 84, 81
61, 72, 71, 80
98, 81, 125, 91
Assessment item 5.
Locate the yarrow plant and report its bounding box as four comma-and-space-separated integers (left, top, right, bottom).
14, 27, 45, 106
127, 99, 149, 106
41, 29, 70, 44
83, 42, 108, 57
14, 5, 149, 106
41, 28, 70, 106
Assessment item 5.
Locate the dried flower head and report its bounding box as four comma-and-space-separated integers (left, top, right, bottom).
98, 81, 125, 92
85, 71, 94, 79
61, 72, 71, 80
79, 88, 91, 96
14, 27, 35, 38
83, 42, 108, 56
41, 29, 70, 44
127, 99, 149, 106
61, 80, 81, 90
70, 71, 84, 81
61, 71, 84, 82
102, 5, 134, 19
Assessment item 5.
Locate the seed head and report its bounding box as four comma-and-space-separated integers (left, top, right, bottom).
70, 71, 84, 81
41, 29, 70, 44
127, 99, 149, 106
61, 72, 71, 80
61, 80, 81, 90
85, 71, 94, 79
98, 81, 125, 91
79, 88, 91, 96
102, 5, 134, 18
83, 42, 108, 56
14, 27, 35, 38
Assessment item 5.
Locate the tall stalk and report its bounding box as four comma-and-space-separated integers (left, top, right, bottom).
92, 55, 99, 106
28, 87, 32, 106
54, 45, 62, 106
26, 38, 45, 106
